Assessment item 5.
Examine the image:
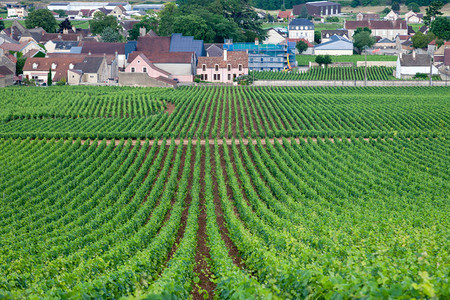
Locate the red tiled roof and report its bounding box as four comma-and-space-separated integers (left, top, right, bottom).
0, 42, 26, 52
23, 56, 86, 81
6, 54, 17, 64
444, 48, 450, 66
197, 51, 248, 69
128, 52, 171, 76
278, 10, 292, 19
128, 50, 193, 64
41, 33, 81, 43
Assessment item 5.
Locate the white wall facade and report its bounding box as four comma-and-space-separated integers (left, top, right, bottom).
288, 29, 314, 42
315, 49, 353, 55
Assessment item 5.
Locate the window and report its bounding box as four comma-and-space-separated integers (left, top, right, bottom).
296, 26, 299, 30
238, 64, 242, 71
228, 74, 231, 80
204, 74, 207, 80
214, 64, 219, 71
217, 74, 220, 80
250, 58, 253, 63
200, 74, 204, 80
90, 75, 94, 78
137, 60, 141, 64
143, 67, 147, 73
32, 63, 38, 69
69, 63, 74, 69
202, 64, 206, 71
227, 64, 231, 71
131, 67, 135, 72
300, 26, 303, 30
51, 63, 57, 70
213, 74, 216, 80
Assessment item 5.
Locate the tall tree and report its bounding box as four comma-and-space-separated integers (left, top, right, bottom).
158, 2, 179, 36
353, 31, 376, 52
89, 12, 120, 35
391, 1, 400, 11
101, 27, 122, 42
47, 68, 52, 86
300, 6, 308, 18
127, 15, 158, 40
423, 1, 443, 26
430, 16, 450, 40
0, 20, 4, 31
411, 31, 434, 48
296, 40, 308, 54
25, 9, 57, 33
407, 2, 420, 12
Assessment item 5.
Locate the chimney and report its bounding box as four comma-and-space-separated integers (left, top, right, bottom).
88, 51, 91, 55
72, 26, 76, 33
255, 38, 259, 45
139, 27, 146, 37
399, 52, 402, 59
223, 49, 227, 61
412, 50, 416, 59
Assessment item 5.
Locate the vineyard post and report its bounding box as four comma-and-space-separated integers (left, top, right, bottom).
363, 46, 368, 87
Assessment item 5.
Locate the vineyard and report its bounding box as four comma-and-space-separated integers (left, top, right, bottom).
250, 66, 398, 81
0, 85, 449, 299
0, 86, 448, 139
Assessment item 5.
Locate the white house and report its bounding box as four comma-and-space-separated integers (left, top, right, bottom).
47, 2, 131, 11
384, 10, 400, 21
314, 35, 353, 55
288, 18, 314, 43
395, 52, 439, 79
7, 7, 28, 18
264, 28, 286, 45
405, 11, 423, 24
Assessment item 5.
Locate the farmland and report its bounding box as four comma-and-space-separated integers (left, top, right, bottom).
0, 86, 449, 299
296, 55, 398, 66
250, 66, 396, 80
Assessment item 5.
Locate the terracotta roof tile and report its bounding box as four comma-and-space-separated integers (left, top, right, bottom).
197, 51, 248, 69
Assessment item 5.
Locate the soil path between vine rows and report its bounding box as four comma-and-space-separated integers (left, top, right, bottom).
76, 137, 387, 146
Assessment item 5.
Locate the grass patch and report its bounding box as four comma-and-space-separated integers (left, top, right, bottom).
3, 19, 25, 28
70, 20, 90, 29
262, 22, 288, 29
314, 23, 344, 31
297, 54, 398, 66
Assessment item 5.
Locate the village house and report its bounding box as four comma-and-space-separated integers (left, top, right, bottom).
288, 38, 314, 54
405, 11, 423, 24
356, 13, 379, 21
67, 56, 109, 85
264, 28, 286, 45
196, 50, 248, 83
293, 1, 341, 16
0, 40, 44, 56
0, 20, 45, 44
277, 10, 294, 22
314, 35, 353, 55
23, 56, 86, 84
345, 20, 408, 40
0, 65, 14, 87
288, 18, 314, 42
395, 52, 439, 79
374, 37, 396, 49
396, 35, 412, 51
321, 29, 349, 43
81, 41, 128, 68
204, 44, 224, 57
7, 6, 28, 18
47, 2, 131, 12
384, 10, 400, 21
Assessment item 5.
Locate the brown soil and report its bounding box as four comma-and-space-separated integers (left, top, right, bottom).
166, 102, 176, 116
210, 144, 245, 268
192, 147, 216, 300
166, 145, 195, 262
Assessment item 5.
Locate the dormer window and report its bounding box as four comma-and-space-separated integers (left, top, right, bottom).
32, 63, 38, 69
238, 64, 242, 71
202, 64, 206, 71
215, 64, 219, 71
69, 63, 74, 69
51, 63, 57, 70
227, 64, 231, 71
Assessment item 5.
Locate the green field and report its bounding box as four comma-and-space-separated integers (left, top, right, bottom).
251, 66, 396, 80
0, 86, 448, 298
297, 54, 398, 66
70, 20, 90, 29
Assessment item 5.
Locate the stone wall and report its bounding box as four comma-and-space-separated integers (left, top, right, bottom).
118, 73, 176, 88
356, 61, 397, 67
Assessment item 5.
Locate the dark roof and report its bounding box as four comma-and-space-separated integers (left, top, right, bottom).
54, 41, 80, 50
170, 33, 205, 57
120, 20, 139, 31
444, 48, 450, 66
81, 41, 126, 54
408, 25, 415, 35
97, 8, 112, 15
73, 56, 104, 73
205, 44, 223, 57
321, 29, 348, 38
400, 53, 431, 66
41, 33, 81, 43
377, 38, 395, 43
0, 66, 14, 76
137, 36, 171, 53
289, 18, 314, 27
418, 26, 428, 33
306, 1, 340, 6
66, 10, 79, 15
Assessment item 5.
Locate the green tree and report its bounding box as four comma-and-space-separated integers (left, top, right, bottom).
353, 31, 376, 51
391, 1, 400, 11
101, 27, 121, 42
430, 16, 450, 40
127, 15, 158, 40
353, 26, 372, 36
158, 2, 179, 36
58, 18, 72, 33
173, 15, 209, 40
314, 31, 321, 43
0, 20, 5, 31
351, 0, 360, 8
382, 7, 391, 14
47, 68, 52, 86
315, 55, 332, 66
300, 6, 308, 18
407, 2, 420, 12
54, 9, 66, 17
296, 40, 309, 54
89, 12, 120, 35
25, 9, 57, 33
412, 31, 431, 48
423, 1, 443, 26
16, 57, 26, 75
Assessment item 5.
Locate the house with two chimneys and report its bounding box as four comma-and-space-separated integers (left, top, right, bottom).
395, 51, 439, 79
196, 50, 248, 83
